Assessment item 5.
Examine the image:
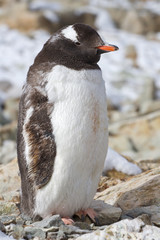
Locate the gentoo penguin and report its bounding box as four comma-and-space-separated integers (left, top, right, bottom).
17, 23, 118, 223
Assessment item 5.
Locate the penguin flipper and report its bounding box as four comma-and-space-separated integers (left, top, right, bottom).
25, 88, 56, 189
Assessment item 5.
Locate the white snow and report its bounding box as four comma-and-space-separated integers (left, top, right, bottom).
104, 147, 142, 175
0, 25, 49, 101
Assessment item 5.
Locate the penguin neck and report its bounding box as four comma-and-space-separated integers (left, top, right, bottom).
34, 48, 100, 71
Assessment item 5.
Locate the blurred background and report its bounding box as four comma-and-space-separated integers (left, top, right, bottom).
0, 0, 160, 172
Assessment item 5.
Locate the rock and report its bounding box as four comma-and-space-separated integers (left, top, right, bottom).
24, 226, 46, 240
0, 109, 10, 126
0, 216, 16, 225
9, 224, 24, 240
0, 0, 96, 34
0, 140, 17, 164
74, 222, 91, 230
109, 110, 160, 165
0, 221, 5, 232
59, 224, 90, 235
4, 98, 19, 122
122, 205, 160, 226
91, 200, 122, 225
0, 2, 41, 32
0, 121, 17, 144
139, 100, 160, 114
33, 215, 64, 228
106, 69, 154, 113
56, 230, 67, 240
98, 176, 122, 192
76, 217, 160, 240
0, 202, 19, 216
139, 77, 154, 104
108, 7, 160, 34
122, 205, 160, 218
95, 167, 160, 212
0, 190, 20, 204
0, 158, 20, 195
125, 44, 138, 67
122, 10, 146, 35
151, 213, 160, 227
137, 214, 152, 226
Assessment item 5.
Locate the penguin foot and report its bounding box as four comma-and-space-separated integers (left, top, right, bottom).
62, 217, 74, 225
75, 208, 97, 223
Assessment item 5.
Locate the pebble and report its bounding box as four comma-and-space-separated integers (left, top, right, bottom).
24, 226, 46, 240
0, 215, 16, 225
32, 214, 64, 228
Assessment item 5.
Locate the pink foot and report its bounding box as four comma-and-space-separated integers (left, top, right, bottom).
75, 208, 97, 222
61, 217, 74, 225
83, 208, 97, 222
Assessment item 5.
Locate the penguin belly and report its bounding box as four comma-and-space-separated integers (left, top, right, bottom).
34, 66, 108, 218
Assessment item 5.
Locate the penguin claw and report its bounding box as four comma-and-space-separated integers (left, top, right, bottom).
81, 214, 86, 222
74, 208, 98, 223
94, 216, 100, 226
61, 217, 74, 225
83, 208, 97, 223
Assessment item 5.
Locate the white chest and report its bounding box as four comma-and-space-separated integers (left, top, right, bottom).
35, 65, 108, 218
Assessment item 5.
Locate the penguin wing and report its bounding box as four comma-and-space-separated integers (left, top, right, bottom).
25, 87, 56, 189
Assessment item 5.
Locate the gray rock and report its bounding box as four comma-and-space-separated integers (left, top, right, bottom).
124, 206, 160, 227
0, 220, 5, 232
123, 205, 160, 219
108, 7, 160, 34
151, 213, 160, 227
56, 230, 67, 240
91, 200, 122, 225
74, 222, 91, 230
33, 214, 64, 228
0, 121, 17, 144
47, 231, 58, 239
5, 223, 16, 233
0, 201, 19, 216
137, 214, 152, 226
43, 225, 59, 233
139, 100, 160, 114
0, 140, 17, 164
24, 226, 46, 240
0, 109, 10, 126
11, 224, 24, 240
59, 224, 90, 235
0, 215, 16, 225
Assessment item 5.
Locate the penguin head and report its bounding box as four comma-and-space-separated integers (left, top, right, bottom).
35, 23, 118, 68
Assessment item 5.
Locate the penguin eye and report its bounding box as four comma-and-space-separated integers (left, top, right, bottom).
75, 42, 81, 46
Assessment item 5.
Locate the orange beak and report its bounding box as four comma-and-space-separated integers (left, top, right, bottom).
96, 44, 119, 54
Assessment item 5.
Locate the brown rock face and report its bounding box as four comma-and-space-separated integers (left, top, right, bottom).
95, 167, 160, 211
109, 110, 160, 170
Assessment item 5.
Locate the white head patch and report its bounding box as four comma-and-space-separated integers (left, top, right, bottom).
61, 25, 78, 42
